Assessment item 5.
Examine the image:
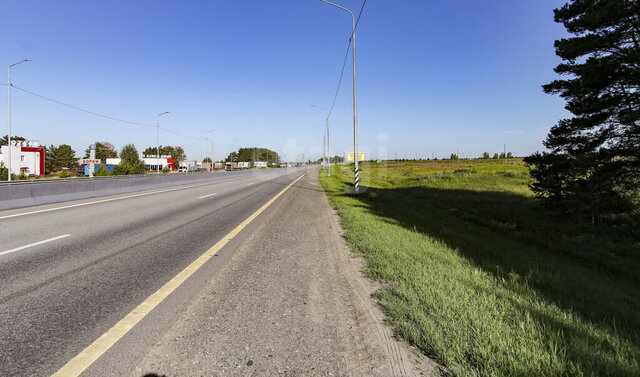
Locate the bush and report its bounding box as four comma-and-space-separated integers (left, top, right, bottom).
162, 166, 171, 173
0, 162, 7, 181
94, 166, 110, 176
112, 162, 146, 175
15, 171, 28, 180
58, 169, 71, 178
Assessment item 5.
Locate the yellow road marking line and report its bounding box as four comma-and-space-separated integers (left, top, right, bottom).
52, 171, 307, 377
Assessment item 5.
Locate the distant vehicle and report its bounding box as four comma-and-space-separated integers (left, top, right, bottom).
179, 160, 198, 173
237, 162, 250, 169
225, 162, 237, 171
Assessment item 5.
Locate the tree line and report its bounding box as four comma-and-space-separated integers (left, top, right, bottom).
1, 137, 187, 176
225, 147, 280, 166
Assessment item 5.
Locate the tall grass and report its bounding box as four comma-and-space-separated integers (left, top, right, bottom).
320, 160, 640, 377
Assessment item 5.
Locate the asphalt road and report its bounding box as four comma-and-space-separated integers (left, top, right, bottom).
0, 167, 309, 376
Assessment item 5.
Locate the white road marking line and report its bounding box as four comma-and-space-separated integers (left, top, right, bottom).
247, 182, 254, 186
198, 193, 217, 199
0, 234, 71, 257
0, 176, 253, 220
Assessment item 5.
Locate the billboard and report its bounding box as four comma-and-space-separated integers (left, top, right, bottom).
347, 152, 365, 162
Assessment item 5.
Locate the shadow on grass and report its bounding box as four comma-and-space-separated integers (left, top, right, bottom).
338, 184, 640, 373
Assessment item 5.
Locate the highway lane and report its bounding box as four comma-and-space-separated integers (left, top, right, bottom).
0, 167, 307, 376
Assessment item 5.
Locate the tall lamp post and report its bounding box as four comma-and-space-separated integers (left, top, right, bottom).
7, 59, 31, 182
320, 0, 358, 192
311, 104, 331, 176
157, 111, 169, 174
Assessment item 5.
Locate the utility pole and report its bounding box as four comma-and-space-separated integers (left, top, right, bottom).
211, 142, 214, 172
157, 111, 169, 174
504, 143, 507, 164
321, 0, 359, 192
7, 59, 30, 181
311, 104, 331, 176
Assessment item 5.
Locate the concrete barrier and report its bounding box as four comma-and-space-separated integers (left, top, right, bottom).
0, 171, 255, 211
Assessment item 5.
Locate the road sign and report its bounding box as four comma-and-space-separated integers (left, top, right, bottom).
347, 152, 365, 162
81, 159, 101, 165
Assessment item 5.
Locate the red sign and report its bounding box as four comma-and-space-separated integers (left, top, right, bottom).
82, 159, 101, 164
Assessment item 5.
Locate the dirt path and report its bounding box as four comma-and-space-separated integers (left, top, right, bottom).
131, 171, 439, 376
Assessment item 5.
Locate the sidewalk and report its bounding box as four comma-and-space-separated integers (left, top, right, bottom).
130, 172, 438, 376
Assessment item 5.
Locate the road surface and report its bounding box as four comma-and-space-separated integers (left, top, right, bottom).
0, 168, 436, 376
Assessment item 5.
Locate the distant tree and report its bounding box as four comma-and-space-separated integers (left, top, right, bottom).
482, 152, 490, 159
55, 144, 77, 168
85, 142, 117, 163
0, 135, 26, 145
116, 144, 145, 174
499, 152, 506, 159
142, 146, 157, 157
45, 144, 57, 173
143, 145, 170, 157
525, 0, 640, 219
202, 157, 212, 163
492, 153, 499, 159
507, 152, 513, 158
172, 146, 186, 166
450, 154, 459, 160
120, 144, 140, 165
226, 147, 279, 165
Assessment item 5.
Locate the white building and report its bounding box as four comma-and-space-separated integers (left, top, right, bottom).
0, 141, 45, 176
106, 156, 175, 171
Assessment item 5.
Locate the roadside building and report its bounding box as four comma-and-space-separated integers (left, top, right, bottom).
0, 140, 45, 176
106, 156, 175, 171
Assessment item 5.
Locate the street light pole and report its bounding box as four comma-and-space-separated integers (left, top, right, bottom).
7, 59, 30, 182
320, 0, 358, 191
311, 104, 331, 176
157, 111, 169, 174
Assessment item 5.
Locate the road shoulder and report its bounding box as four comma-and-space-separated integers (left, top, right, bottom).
130, 170, 439, 376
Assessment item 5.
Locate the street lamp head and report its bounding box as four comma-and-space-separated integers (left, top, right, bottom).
9, 59, 31, 68
158, 111, 169, 117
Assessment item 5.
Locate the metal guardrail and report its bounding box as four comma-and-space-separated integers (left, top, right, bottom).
0, 171, 223, 186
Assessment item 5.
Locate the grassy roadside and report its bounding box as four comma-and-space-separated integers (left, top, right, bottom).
319, 160, 640, 377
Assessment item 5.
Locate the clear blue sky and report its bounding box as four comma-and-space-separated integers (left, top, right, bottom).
0, 0, 569, 162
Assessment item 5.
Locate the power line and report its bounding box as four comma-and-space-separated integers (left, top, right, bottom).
8, 84, 156, 129
2, 82, 218, 144
327, 0, 368, 118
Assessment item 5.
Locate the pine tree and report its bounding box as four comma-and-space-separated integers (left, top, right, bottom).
55, 144, 77, 168
45, 144, 57, 173
525, 0, 640, 219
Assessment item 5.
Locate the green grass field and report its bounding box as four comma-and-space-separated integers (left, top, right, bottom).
319, 159, 640, 377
